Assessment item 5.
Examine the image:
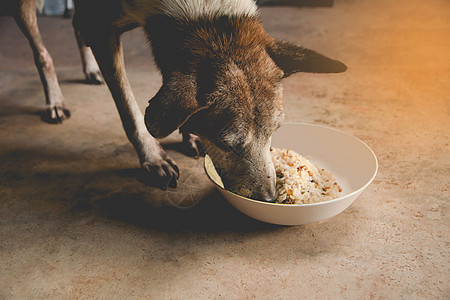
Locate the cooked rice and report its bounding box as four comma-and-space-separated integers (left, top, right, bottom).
271, 147, 342, 204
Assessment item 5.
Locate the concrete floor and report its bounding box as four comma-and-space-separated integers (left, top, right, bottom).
0, 0, 449, 298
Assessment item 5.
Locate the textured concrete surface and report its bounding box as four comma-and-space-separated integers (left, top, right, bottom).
0, 0, 449, 298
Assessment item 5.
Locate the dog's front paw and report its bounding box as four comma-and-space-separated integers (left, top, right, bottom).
46, 103, 71, 123
182, 132, 205, 158
142, 150, 180, 190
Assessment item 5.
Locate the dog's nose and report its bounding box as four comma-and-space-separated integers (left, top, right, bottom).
251, 172, 278, 202
254, 191, 277, 203
253, 185, 277, 203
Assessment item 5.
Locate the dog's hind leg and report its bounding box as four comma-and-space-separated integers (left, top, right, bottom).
73, 28, 103, 84
88, 31, 179, 190
13, 0, 70, 123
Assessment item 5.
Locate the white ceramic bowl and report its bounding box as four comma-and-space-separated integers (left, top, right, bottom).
204, 123, 378, 225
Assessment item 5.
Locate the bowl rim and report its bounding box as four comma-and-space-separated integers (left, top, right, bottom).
203, 122, 378, 207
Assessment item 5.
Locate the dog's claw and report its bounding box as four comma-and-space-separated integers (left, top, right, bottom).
160, 174, 177, 191
142, 152, 180, 190
85, 71, 103, 85
168, 174, 177, 188
47, 104, 71, 123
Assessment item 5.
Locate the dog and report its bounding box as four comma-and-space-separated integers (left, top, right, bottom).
72, 0, 346, 201
3, 0, 346, 201
0, 0, 102, 122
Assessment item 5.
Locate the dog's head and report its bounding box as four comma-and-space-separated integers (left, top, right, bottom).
144, 17, 346, 201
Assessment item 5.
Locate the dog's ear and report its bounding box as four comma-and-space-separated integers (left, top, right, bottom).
267, 40, 347, 77
145, 72, 205, 138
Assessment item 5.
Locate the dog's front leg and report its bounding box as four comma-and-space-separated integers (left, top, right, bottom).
89, 32, 179, 189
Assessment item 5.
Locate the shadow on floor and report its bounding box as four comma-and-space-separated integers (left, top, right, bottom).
0, 147, 282, 234
93, 188, 281, 233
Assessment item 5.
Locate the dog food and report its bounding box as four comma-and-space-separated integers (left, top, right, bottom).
271, 147, 342, 204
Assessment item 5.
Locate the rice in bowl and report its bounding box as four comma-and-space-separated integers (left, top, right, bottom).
271, 147, 342, 204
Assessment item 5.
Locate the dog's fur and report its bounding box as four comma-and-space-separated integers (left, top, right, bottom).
4, 0, 346, 200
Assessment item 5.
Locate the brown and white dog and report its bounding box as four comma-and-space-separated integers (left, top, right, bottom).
5, 0, 347, 201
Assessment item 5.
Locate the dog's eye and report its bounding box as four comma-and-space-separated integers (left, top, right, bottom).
232, 142, 245, 156
214, 139, 233, 152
